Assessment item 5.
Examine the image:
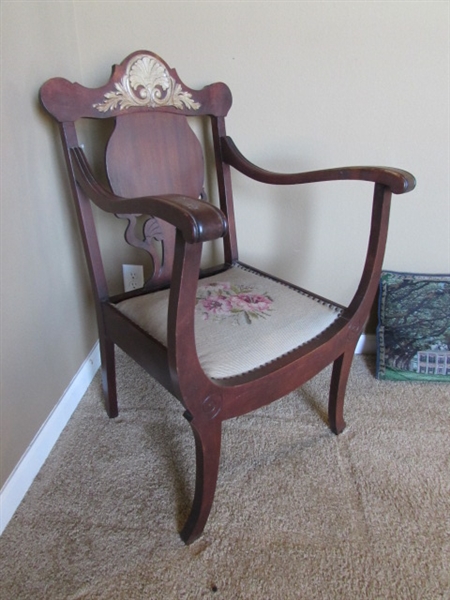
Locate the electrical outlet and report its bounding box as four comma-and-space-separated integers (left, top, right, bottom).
123, 264, 144, 292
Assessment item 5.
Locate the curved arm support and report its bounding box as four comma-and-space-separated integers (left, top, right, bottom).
344, 183, 392, 323
70, 147, 228, 244
221, 136, 416, 194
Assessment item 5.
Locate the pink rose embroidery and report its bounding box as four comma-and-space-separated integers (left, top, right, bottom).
198, 295, 233, 320
196, 282, 273, 324
232, 294, 273, 313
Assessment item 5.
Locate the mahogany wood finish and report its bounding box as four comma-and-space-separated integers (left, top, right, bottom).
40, 51, 416, 544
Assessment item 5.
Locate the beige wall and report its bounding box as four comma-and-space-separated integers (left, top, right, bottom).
1, 1, 448, 488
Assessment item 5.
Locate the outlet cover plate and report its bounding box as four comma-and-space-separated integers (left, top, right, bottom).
123, 264, 144, 292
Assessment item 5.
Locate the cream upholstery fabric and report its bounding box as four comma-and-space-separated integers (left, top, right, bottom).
115, 265, 342, 379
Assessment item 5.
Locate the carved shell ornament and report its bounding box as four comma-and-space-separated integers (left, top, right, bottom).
93, 54, 201, 112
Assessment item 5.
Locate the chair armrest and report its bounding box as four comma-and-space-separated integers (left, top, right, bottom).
70, 147, 227, 244
221, 136, 415, 194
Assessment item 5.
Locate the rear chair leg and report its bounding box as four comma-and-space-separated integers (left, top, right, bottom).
99, 337, 118, 418
180, 414, 222, 545
328, 351, 354, 435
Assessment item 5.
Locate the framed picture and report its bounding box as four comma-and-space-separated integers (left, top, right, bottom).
376, 271, 450, 382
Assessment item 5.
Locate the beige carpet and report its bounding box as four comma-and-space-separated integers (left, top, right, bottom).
1, 352, 449, 599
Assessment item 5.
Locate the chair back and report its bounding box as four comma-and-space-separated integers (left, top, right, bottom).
40, 51, 233, 291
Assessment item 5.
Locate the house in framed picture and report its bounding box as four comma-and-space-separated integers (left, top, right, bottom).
410, 349, 450, 376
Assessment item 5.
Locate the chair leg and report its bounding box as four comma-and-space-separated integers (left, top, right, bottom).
180, 414, 222, 545
99, 337, 118, 418
328, 350, 354, 435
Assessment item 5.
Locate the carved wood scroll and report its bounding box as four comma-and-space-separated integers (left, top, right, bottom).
93, 54, 201, 113
116, 213, 168, 288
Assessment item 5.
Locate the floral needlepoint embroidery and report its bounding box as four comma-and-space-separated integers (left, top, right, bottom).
196, 282, 273, 324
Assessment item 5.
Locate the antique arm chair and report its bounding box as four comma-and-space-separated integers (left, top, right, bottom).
40, 51, 415, 544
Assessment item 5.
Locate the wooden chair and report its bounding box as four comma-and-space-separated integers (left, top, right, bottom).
40, 51, 415, 544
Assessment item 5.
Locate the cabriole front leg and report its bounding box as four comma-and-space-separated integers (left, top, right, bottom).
180, 413, 222, 544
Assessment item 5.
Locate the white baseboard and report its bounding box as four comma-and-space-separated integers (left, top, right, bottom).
0, 341, 100, 535
355, 333, 376, 355
0, 333, 375, 535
